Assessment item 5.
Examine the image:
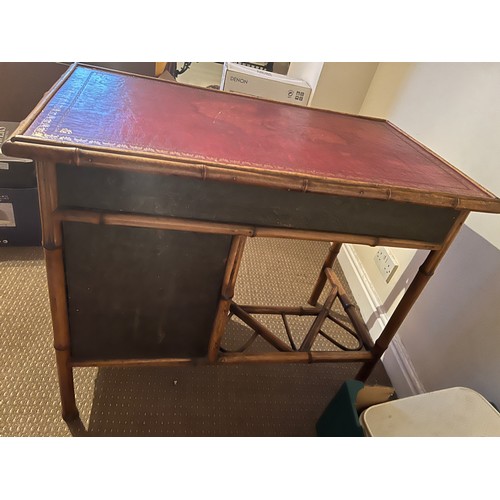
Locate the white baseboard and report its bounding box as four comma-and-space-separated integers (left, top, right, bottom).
338, 244, 425, 397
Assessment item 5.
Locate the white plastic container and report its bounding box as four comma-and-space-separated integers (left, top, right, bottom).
360, 387, 500, 437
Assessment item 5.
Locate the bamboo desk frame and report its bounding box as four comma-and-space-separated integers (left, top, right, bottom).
4, 64, 500, 421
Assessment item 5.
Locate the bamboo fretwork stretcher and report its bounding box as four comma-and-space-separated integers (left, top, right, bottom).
221, 247, 372, 357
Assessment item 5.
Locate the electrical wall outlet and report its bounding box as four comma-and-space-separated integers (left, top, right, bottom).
374, 247, 399, 283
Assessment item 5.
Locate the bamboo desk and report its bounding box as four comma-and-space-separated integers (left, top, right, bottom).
4, 64, 500, 421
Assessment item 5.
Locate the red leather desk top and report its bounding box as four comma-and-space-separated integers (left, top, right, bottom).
9, 65, 500, 211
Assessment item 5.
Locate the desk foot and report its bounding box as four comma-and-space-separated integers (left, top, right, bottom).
355, 360, 377, 382
55, 350, 78, 423
62, 408, 80, 423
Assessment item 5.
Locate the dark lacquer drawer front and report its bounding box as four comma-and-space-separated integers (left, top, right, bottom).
56, 164, 458, 245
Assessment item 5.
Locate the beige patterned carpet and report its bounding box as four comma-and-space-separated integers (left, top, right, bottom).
0, 238, 391, 436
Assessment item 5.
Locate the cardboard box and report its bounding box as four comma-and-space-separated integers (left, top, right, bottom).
355, 385, 395, 413
0, 188, 42, 246
220, 63, 311, 106
0, 122, 41, 246
0, 64, 73, 247
0, 121, 36, 188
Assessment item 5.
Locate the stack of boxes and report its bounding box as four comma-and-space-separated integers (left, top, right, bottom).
0, 122, 41, 246
0, 62, 69, 247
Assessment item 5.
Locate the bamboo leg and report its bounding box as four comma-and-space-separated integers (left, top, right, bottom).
55, 350, 77, 421
207, 235, 247, 363
355, 211, 470, 382
308, 242, 342, 305
46, 248, 78, 421
37, 161, 79, 421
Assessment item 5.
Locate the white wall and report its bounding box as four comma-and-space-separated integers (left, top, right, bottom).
310, 62, 379, 114
344, 63, 500, 405
360, 63, 500, 246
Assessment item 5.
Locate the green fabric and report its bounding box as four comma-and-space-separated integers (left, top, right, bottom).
316, 380, 365, 437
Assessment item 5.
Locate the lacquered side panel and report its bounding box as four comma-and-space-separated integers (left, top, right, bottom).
62, 221, 232, 360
